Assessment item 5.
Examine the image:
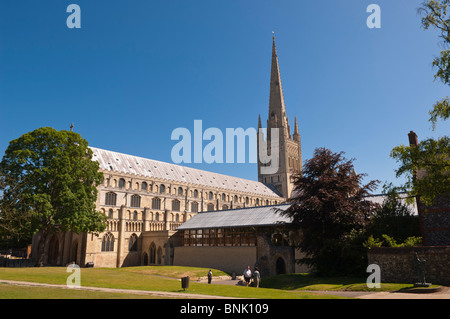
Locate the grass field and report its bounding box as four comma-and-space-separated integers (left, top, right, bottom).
0, 266, 420, 299
260, 273, 418, 292
0, 283, 173, 299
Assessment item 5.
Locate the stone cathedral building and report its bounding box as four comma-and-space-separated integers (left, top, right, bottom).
31, 37, 305, 275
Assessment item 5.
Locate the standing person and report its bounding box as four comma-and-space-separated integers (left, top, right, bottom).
243, 266, 252, 287
253, 267, 261, 288
207, 269, 212, 284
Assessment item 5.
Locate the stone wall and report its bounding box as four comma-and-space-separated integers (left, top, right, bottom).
367, 246, 450, 285
256, 234, 295, 276
0, 257, 36, 267
173, 246, 257, 274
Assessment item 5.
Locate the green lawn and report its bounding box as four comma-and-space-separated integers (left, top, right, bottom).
1, 266, 427, 299
260, 273, 430, 292
0, 282, 171, 299
0, 266, 347, 299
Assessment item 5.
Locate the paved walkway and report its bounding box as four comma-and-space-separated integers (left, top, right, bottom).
2, 279, 449, 299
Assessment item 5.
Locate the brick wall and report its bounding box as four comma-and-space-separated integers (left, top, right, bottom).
418, 195, 450, 246
367, 246, 450, 285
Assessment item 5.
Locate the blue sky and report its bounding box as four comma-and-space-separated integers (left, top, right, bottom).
0, 0, 448, 193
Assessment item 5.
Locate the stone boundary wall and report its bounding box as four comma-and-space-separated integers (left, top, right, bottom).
0, 257, 36, 267
367, 246, 450, 285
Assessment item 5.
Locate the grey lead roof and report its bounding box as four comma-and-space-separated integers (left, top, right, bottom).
176, 194, 419, 230
90, 146, 282, 198
177, 204, 292, 230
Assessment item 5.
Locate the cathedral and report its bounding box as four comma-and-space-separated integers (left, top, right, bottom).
31, 36, 306, 276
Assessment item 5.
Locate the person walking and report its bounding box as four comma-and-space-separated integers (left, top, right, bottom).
207, 269, 212, 284
243, 266, 252, 287
253, 267, 261, 288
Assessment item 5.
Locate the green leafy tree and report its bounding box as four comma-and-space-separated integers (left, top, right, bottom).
390, 1, 450, 206
366, 186, 421, 242
281, 147, 379, 276
420, 0, 450, 126
391, 137, 450, 206
0, 127, 106, 265
0, 176, 34, 248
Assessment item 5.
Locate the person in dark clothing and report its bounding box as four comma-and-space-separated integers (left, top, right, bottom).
207, 269, 212, 284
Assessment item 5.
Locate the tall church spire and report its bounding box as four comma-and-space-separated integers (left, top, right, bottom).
268, 35, 288, 132
258, 35, 302, 200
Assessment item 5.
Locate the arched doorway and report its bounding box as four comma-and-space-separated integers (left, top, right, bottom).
48, 235, 59, 265
276, 257, 286, 275
157, 247, 162, 265
149, 242, 156, 264
142, 253, 148, 266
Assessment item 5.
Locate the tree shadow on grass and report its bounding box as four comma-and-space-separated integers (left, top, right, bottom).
260, 273, 366, 291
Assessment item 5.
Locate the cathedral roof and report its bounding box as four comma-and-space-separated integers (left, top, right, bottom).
90, 146, 282, 198
177, 204, 292, 230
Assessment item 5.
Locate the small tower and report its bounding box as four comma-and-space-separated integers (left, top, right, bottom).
257, 36, 302, 199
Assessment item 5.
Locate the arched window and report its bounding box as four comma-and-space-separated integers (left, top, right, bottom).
221, 193, 226, 201
160, 184, 165, 194
105, 192, 117, 206
178, 187, 183, 196
133, 211, 138, 220
222, 204, 228, 210
172, 199, 180, 212
191, 202, 198, 213
234, 195, 238, 203
101, 233, 114, 252
207, 203, 215, 212
129, 234, 138, 251
141, 182, 148, 191
155, 212, 160, 221
246, 197, 249, 204
208, 191, 213, 200
131, 195, 141, 208
193, 189, 198, 198
152, 198, 161, 210
256, 198, 260, 205
118, 178, 125, 189
108, 209, 113, 219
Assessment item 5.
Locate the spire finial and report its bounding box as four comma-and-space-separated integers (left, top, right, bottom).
294, 117, 299, 134
272, 31, 275, 40
70, 123, 74, 132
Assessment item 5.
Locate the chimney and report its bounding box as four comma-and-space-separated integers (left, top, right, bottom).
408, 131, 418, 147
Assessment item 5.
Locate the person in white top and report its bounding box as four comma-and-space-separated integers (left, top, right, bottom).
243, 266, 252, 287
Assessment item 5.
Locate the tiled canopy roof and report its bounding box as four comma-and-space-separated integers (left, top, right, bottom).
90, 147, 282, 198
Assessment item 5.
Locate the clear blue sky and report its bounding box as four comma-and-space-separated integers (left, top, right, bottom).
0, 0, 448, 193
